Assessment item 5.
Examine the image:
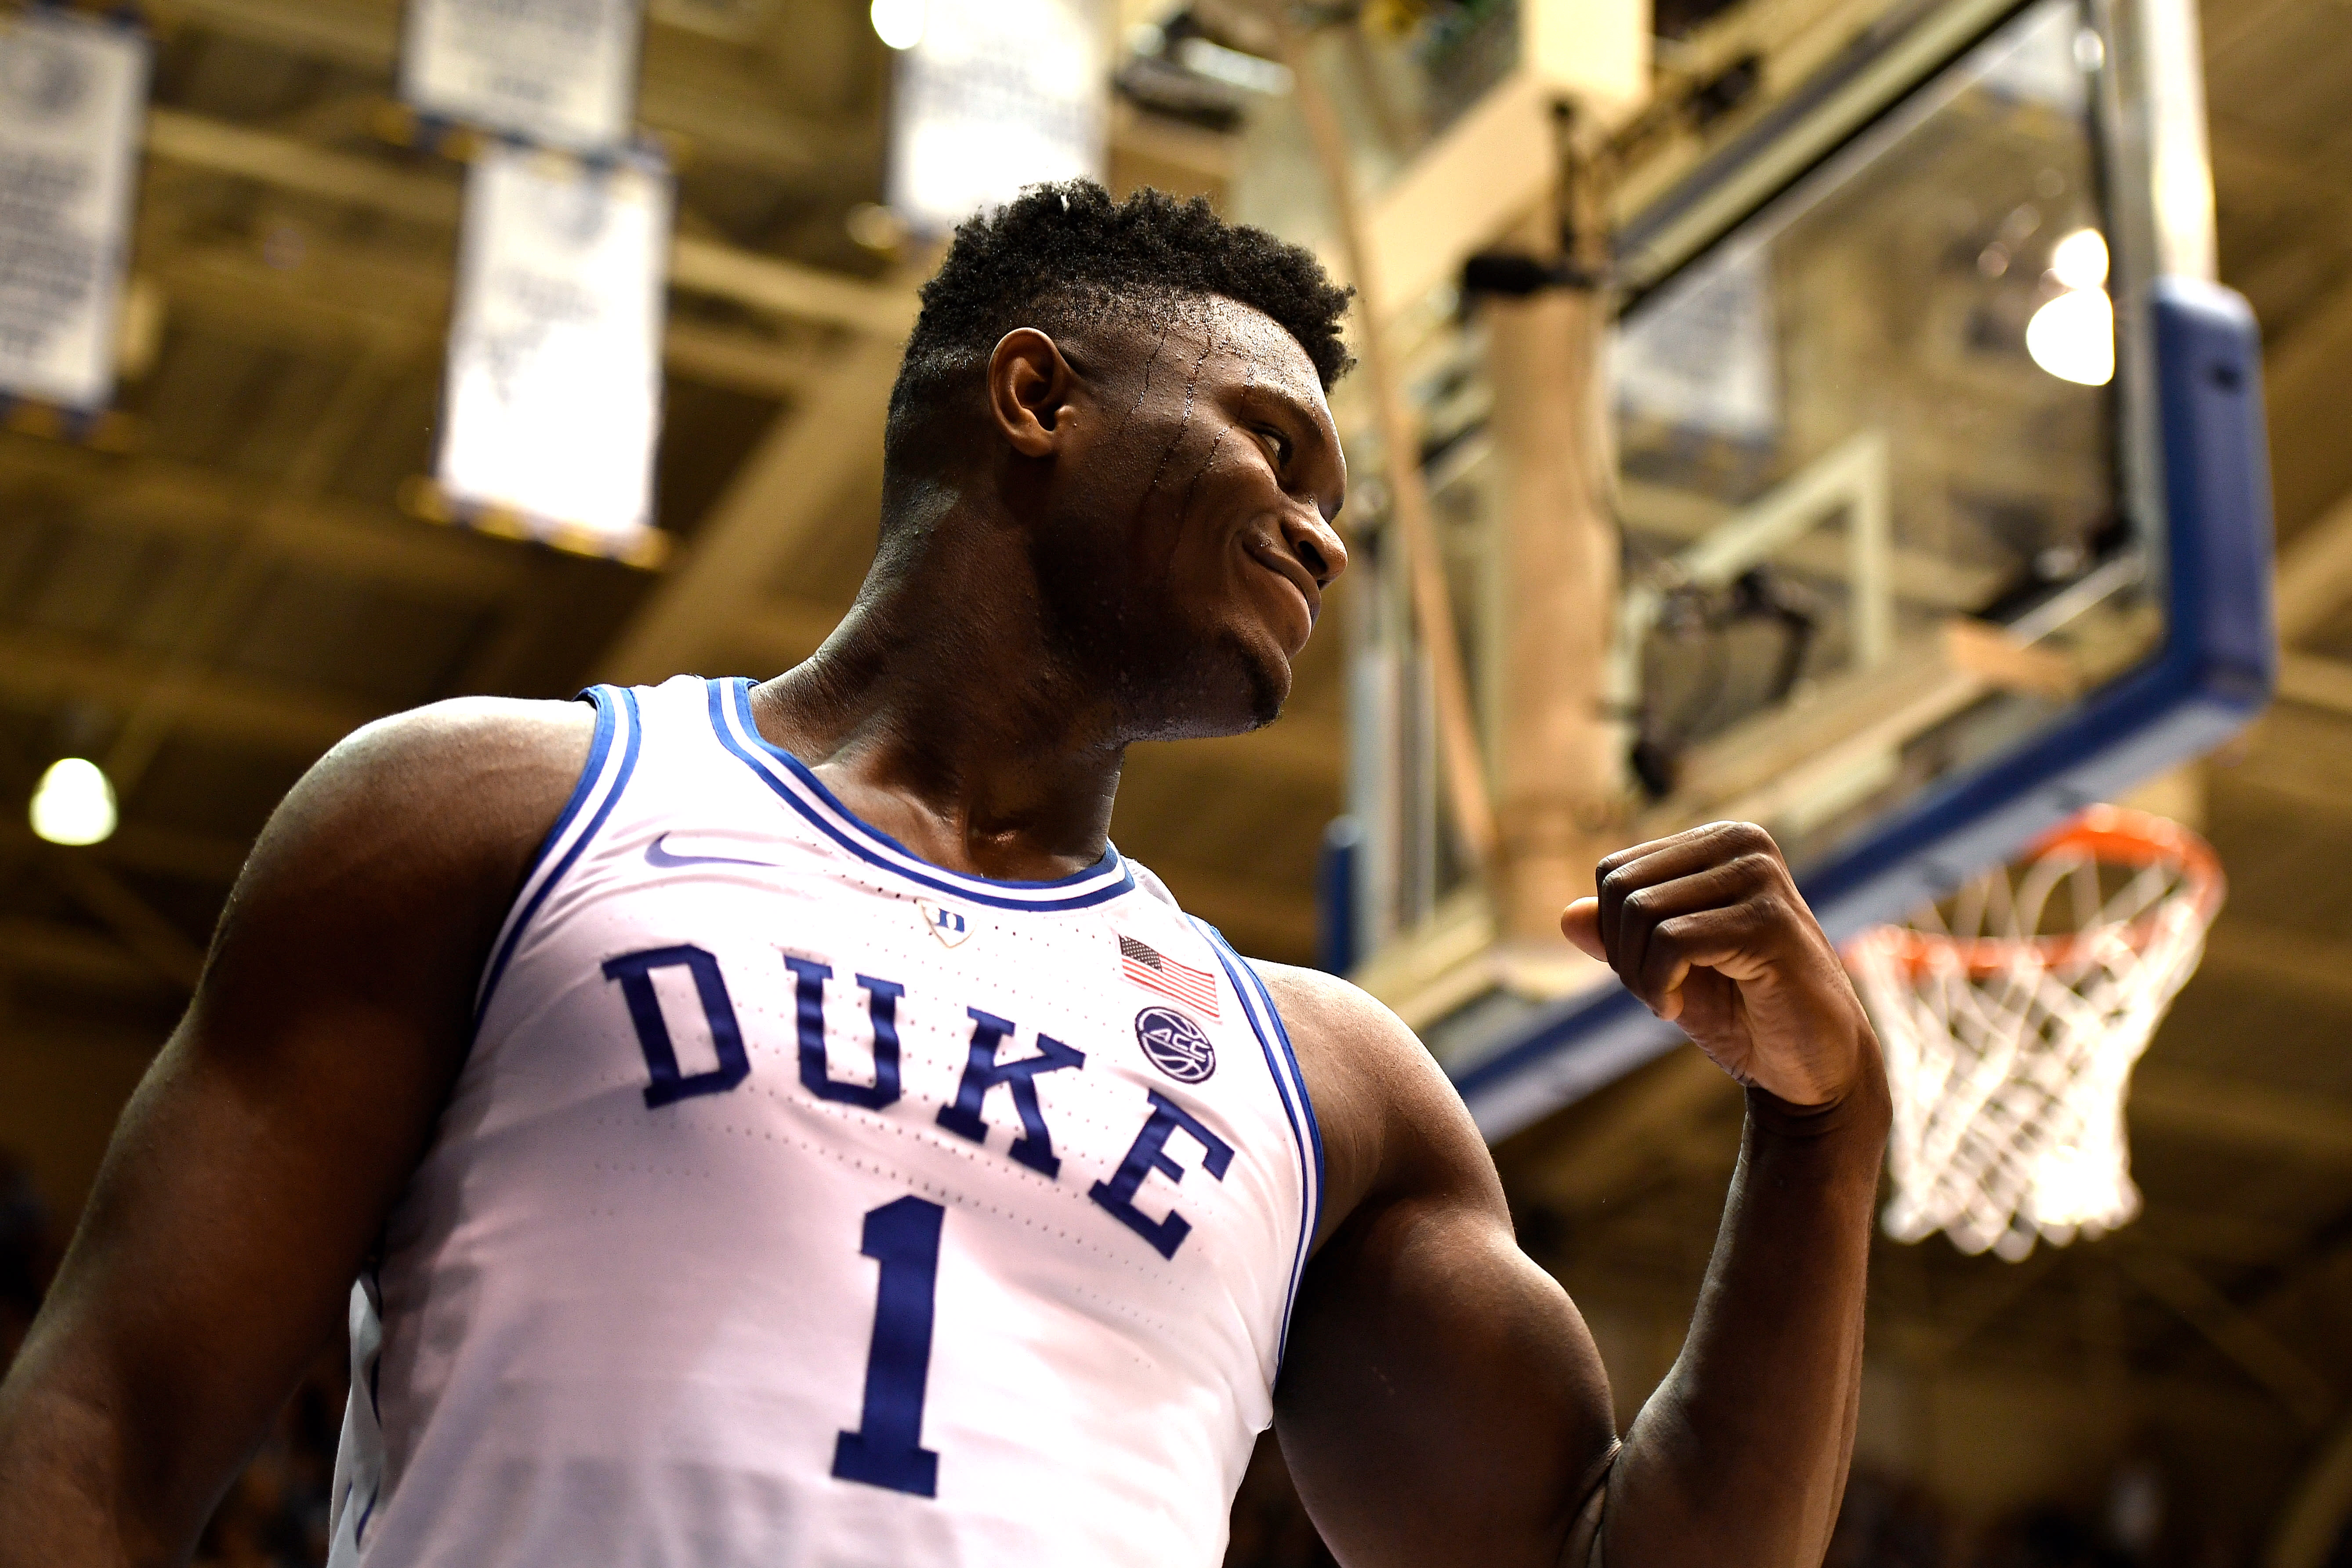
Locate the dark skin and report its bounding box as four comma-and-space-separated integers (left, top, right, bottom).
0, 296, 1890, 1567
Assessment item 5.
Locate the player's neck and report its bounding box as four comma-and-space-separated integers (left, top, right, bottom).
741, 528, 1128, 884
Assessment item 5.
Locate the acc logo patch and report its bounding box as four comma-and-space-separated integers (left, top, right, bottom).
917, 899, 971, 948
1134, 1006, 1215, 1084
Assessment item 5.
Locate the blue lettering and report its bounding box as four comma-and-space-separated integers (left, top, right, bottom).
1088, 1090, 1234, 1259
833, 1195, 944, 1496
602, 945, 750, 1108
785, 956, 903, 1109
935, 1008, 1086, 1177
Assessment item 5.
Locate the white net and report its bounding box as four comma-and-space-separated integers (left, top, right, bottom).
1846, 807, 2223, 1262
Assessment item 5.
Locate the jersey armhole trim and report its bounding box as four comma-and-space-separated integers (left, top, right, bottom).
1192, 919, 1324, 1364
470, 686, 643, 1030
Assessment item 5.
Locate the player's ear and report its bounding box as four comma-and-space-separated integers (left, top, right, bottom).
978, 324, 1077, 456
988, 328, 1077, 459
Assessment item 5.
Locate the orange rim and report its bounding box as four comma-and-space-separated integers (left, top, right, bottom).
1850, 806, 2225, 978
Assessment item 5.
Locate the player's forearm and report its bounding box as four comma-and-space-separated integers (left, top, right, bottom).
1597, 1071, 1889, 1568
0, 1369, 173, 1568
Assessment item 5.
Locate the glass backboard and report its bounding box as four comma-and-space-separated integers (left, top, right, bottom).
1327, 0, 2272, 1137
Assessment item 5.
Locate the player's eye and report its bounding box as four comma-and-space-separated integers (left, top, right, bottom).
1256, 427, 1293, 467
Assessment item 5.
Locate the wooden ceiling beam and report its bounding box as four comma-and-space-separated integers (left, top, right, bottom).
596, 333, 904, 685
2111, 1246, 2336, 1428
142, 0, 873, 183
2213, 705, 2352, 818
2276, 492, 2352, 645
0, 820, 248, 886
0, 633, 373, 756
662, 319, 823, 400
2131, 1059, 2352, 1165
143, 230, 828, 414
143, 224, 831, 402
146, 108, 459, 226
2265, 272, 2352, 537
37, 853, 208, 990
141, 109, 914, 339
0, 919, 165, 993
0, 436, 525, 603
2277, 651, 2352, 720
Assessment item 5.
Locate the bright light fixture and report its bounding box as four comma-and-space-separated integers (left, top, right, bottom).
2049, 228, 2109, 290
2025, 287, 2114, 387
30, 757, 117, 847
870, 0, 924, 50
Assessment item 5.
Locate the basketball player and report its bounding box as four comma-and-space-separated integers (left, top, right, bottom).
0, 185, 1888, 1567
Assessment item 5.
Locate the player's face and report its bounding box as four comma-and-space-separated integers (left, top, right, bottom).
1036, 299, 1348, 739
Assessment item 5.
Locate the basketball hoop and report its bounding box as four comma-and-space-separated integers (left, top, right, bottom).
1846, 806, 2224, 1262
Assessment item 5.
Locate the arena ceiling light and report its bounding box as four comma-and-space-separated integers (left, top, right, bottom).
29, 758, 116, 847
871, 0, 925, 51
2027, 227, 2115, 387
2050, 227, 2109, 290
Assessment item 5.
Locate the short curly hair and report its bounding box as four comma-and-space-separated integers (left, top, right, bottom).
883, 181, 1353, 486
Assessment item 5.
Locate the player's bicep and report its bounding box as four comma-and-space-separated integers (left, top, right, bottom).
0, 699, 585, 1547
1276, 1188, 1617, 1568
1264, 977, 1617, 1568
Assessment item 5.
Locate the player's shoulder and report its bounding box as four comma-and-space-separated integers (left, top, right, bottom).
190, 696, 607, 1041
1245, 960, 1498, 1238
335, 693, 597, 778
239, 695, 599, 909
1248, 961, 1417, 1056
304, 695, 594, 833
1246, 960, 1453, 1113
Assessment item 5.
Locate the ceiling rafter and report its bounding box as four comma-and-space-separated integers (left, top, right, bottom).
2275, 489, 2352, 645
141, 109, 917, 340
0, 631, 376, 756
141, 222, 834, 404
37, 853, 209, 990
0, 820, 248, 886
0, 435, 527, 602
2131, 1059, 2352, 1166
596, 332, 906, 686
141, 0, 875, 182
0, 919, 167, 993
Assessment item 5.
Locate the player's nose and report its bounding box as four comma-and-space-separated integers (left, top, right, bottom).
1283, 506, 1348, 590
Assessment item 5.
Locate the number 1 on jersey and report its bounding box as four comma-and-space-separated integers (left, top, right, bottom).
833, 1196, 944, 1498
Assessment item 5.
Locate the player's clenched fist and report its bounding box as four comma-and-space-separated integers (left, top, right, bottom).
1561, 820, 1884, 1112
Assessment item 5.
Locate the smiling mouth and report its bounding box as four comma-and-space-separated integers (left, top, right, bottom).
1243, 542, 1320, 631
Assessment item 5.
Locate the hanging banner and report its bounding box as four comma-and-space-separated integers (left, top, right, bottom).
400, 0, 642, 152
888, 0, 1108, 235
0, 9, 149, 410
437, 145, 669, 557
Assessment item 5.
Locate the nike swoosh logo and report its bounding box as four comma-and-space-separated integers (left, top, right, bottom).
644, 832, 776, 870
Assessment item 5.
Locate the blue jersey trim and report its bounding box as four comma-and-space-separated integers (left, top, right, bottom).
472, 686, 643, 1031
1193, 920, 1316, 1362
723, 677, 1123, 890
1235, 952, 1325, 1250
707, 678, 1138, 912
525, 689, 615, 888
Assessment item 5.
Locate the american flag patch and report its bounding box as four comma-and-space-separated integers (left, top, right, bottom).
1118, 934, 1220, 1019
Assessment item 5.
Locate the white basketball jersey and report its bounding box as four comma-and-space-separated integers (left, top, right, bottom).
326, 674, 1323, 1568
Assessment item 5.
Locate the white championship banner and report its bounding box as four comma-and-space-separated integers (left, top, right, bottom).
400, 0, 642, 152
0, 9, 149, 410
437, 145, 669, 557
888, 0, 1108, 236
